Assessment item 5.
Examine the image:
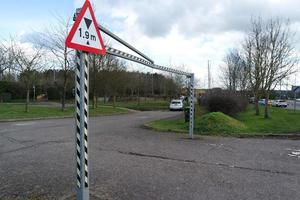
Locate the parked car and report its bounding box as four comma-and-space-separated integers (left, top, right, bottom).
258, 99, 272, 106
258, 99, 266, 105
169, 99, 184, 111
272, 100, 288, 107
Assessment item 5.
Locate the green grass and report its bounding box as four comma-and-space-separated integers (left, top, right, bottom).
145, 104, 204, 133
105, 100, 170, 111
146, 118, 188, 133
0, 103, 129, 120
237, 106, 300, 134
0, 99, 170, 120
147, 105, 300, 136
147, 113, 247, 136
197, 112, 247, 135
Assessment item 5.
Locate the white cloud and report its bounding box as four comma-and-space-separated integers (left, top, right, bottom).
76, 0, 300, 88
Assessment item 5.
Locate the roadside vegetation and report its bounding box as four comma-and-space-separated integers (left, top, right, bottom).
0, 18, 185, 113
0, 98, 171, 121
0, 103, 128, 121
104, 98, 169, 111
220, 18, 297, 119
147, 105, 300, 136
142, 17, 299, 137
237, 105, 300, 134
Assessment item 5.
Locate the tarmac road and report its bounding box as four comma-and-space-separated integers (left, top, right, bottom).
0, 111, 299, 200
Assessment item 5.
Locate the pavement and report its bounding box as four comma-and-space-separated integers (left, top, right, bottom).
0, 111, 300, 200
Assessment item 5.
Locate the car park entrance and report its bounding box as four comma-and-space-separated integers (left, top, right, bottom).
66, 1, 195, 199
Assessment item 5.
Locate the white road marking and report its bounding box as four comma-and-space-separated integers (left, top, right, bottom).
287, 149, 300, 158
291, 151, 300, 155
138, 116, 150, 119
14, 122, 36, 126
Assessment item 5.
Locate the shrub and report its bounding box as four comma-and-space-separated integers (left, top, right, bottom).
0, 81, 26, 101
197, 112, 247, 134
200, 90, 248, 116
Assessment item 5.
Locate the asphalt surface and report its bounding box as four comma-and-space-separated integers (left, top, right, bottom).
0, 111, 299, 200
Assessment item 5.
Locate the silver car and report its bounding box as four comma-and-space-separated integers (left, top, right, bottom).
169, 99, 183, 111
272, 100, 288, 107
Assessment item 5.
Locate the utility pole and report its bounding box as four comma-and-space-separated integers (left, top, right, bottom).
294, 91, 296, 112
208, 60, 211, 90
33, 85, 36, 102
152, 72, 154, 97
53, 68, 56, 82
294, 75, 297, 112
279, 80, 282, 99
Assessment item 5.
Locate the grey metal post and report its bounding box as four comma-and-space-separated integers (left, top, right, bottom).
33, 85, 36, 102
294, 92, 297, 112
189, 74, 195, 139
75, 50, 89, 200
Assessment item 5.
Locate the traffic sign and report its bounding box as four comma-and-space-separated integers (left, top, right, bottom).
65, 0, 106, 55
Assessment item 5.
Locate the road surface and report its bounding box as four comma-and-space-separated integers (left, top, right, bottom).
0, 111, 299, 200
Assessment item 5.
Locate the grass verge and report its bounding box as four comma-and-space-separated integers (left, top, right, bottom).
146, 106, 300, 136
237, 106, 300, 134
0, 103, 129, 121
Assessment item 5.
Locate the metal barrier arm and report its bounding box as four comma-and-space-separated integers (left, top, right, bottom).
99, 25, 154, 64
106, 46, 194, 139
106, 46, 192, 77
74, 8, 153, 63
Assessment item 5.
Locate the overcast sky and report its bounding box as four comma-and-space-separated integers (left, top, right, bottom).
1, 0, 300, 88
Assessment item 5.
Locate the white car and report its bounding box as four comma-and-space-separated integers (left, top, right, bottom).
169, 99, 184, 111
272, 100, 288, 107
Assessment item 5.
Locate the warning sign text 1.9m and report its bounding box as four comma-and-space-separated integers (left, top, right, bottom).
78, 28, 96, 41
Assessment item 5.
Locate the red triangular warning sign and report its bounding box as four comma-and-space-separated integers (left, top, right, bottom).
65, 0, 106, 55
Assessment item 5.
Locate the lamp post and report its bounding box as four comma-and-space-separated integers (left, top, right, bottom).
33, 85, 36, 102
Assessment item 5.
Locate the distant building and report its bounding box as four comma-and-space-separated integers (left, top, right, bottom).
194, 89, 207, 98
181, 87, 207, 98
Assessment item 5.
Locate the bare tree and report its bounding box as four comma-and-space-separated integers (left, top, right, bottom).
0, 45, 8, 80
90, 54, 104, 108
243, 18, 296, 118
243, 18, 268, 115
0, 42, 15, 80
33, 15, 73, 111
221, 49, 248, 92
10, 38, 44, 112
260, 19, 296, 118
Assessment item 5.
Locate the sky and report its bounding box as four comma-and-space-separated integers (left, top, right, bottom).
1, 0, 300, 89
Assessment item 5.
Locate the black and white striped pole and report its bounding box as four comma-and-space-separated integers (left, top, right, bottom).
75, 50, 89, 200
189, 74, 195, 139
66, 1, 107, 199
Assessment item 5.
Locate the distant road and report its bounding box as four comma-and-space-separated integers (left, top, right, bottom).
287, 100, 300, 110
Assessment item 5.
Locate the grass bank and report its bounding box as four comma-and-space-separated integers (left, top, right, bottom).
146, 106, 300, 136
0, 103, 129, 121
